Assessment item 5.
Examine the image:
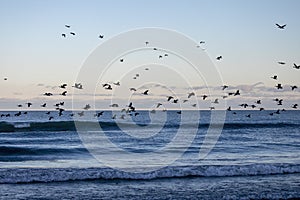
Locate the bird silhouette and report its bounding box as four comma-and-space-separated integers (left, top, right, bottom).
61, 91, 67, 96
278, 61, 286, 65
44, 92, 53, 96
271, 75, 278, 80
221, 85, 228, 90
188, 92, 195, 98
216, 56, 222, 60
41, 103, 47, 107
49, 116, 54, 121
167, 96, 174, 101
292, 104, 298, 109
70, 32, 76, 36
110, 104, 119, 108
62, 33, 66, 38
59, 83, 67, 89
234, 90, 240, 96
293, 63, 300, 69
291, 85, 297, 91
156, 103, 163, 108
83, 104, 91, 110
4, 77, 7, 81
99, 35, 104, 39
77, 111, 84, 117
26, 103, 32, 107
65, 25, 71, 28
120, 59, 124, 62
143, 90, 149, 95
201, 95, 208, 100
130, 88, 137, 92
256, 100, 261, 104
275, 84, 283, 89
275, 23, 286, 29
72, 83, 83, 89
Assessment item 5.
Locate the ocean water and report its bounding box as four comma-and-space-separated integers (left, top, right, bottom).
0, 110, 299, 199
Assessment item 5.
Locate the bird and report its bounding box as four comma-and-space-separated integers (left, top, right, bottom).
187, 92, 195, 98
192, 104, 197, 107
45, 111, 51, 115
130, 88, 137, 92
291, 85, 298, 91
41, 103, 47, 107
246, 114, 251, 118
99, 35, 104, 39
15, 112, 21, 117
177, 111, 181, 114
70, 32, 76, 36
256, 100, 261, 104
72, 83, 83, 89
145, 68, 149, 71
44, 92, 53, 96
227, 106, 231, 111
156, 103, 162, 108
216, 56, 222, 60
120, 59, 124, 62
113, 81, 120, 86
274, 109, 281, 115
61, 91, 67, 96
65, 24, 71, 28
234, 90, 240, 96
59, 83, 67, 89
62, 33, 66, 38
275, 23, 286, 29
77, 111, 84, 117
83, 104, 91, 110
209, 106, 215, 110
239, 104, 248, 108
159, 55, 163, 59
143, 90, 149, 95
212, 99, 219, 104
259, 108, 265, 111
277, 99, 283, 105
183, 100, 188, 103
96, 111, 104, 117
17, 104, 22, 107
167, 96, 174, 101
145, 41, 149, 45
271, 75, 278, 80
201, 95, 208, 100
275, 84, 283, 89
278, 61, 286, 65
4, 77, 7, 81
293, 63, 300, 69
49, 116, 54, 121
221, 85, 228, 90
292, 104, 298, 109
173, 99, 178, 103
103, 84, 112, 90
110, 104, 119, 108
26, 103, 32, 107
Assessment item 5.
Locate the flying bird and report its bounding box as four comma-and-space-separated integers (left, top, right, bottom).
293, 63, 300, 69
275, 23, 286, 29
291, 85, 298, 91
65, 24, 71, 28
271, 75, 277, 80
187, 92, 195, 98
167, 96, 174, 101
83, 104, 91, 110
278, 61, 286, 65
41, 103, 47, 107
216, 56, 222, 60
62, 33, 66, 38
143, 90, 149, 95
70, 32, 76, 36
221, 85, 228, 90
275, 84, 283, 89
61, 91, 67, 96
59, 83, 67, 89
44, 92, 53, 96
99, 35, 104, 39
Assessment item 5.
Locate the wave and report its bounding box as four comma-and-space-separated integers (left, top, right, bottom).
0, 163, 299, 183
0, 121, 299, 133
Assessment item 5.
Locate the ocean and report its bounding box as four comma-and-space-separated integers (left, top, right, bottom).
0, 110, 299, 199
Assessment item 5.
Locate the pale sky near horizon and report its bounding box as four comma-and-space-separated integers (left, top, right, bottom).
0, 0, 299, 110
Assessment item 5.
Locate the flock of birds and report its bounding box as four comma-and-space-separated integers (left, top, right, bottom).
0, 23, 298, 121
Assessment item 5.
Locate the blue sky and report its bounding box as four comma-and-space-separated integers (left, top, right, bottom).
0, 0, 299, 110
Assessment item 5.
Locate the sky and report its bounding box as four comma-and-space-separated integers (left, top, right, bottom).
0, 0, 299, 110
